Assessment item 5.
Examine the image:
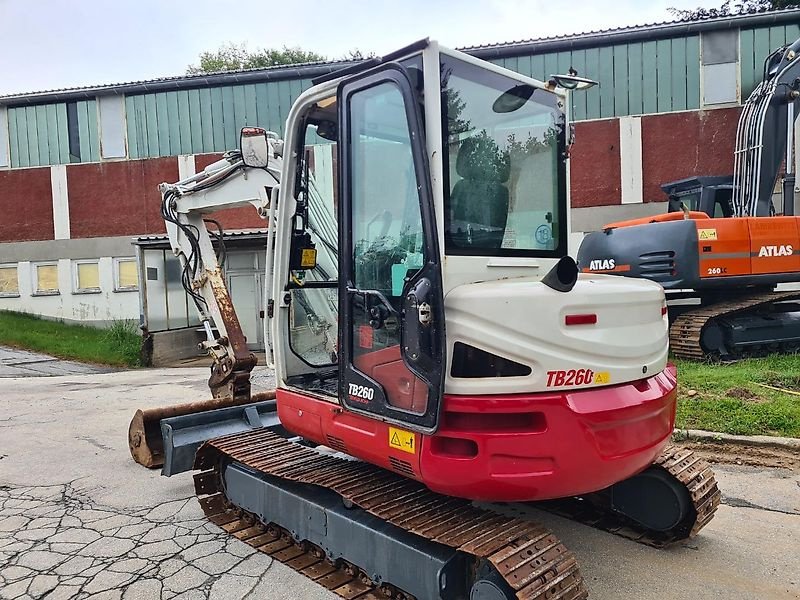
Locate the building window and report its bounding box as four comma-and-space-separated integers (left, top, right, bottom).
0, 264, 19, 297
73, 261, 101, 294
114, 258, 139, 291
33, 263, 59, 295
702, 30, 739, 106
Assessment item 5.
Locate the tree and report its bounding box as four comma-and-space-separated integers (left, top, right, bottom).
669, 0, 797, 20
187, 43, 327, 74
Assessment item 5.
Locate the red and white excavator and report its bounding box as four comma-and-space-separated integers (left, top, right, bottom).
139, 40, 720, 599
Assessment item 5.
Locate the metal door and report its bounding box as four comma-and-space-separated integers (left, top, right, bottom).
337, 64, 445, 433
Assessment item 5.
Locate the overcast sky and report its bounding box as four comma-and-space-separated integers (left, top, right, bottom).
0, 0, 721, 96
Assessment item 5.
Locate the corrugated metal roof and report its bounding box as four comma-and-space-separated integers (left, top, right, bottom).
135, 229, 267, 247
0, 60, 355, 105
463, 7, 800, 59
3, 7, 799, 105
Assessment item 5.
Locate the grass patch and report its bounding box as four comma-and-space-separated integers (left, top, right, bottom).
0, 310, 141, 367
675, 354, 800, 437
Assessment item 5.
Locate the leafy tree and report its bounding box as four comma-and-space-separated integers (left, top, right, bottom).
187, 43, 327, 74
669, 0, 797, 20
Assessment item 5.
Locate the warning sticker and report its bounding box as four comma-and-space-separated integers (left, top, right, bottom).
593, 371, 611, 384
388, 427, 416, 455
698, 229, 718, 241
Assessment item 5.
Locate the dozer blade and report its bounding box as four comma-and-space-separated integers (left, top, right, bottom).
127, 390, 276, 469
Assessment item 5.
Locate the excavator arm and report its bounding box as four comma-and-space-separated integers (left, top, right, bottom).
158, 128, 282, 400
734, 36, 800, 216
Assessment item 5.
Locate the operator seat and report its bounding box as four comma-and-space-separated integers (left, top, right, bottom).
448, 136, 511, 249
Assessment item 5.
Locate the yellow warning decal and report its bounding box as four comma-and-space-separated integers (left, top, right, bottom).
593, 371, 611, 384
300, 248, 317, 268
698, 229, 718, 241
389, 427, 416, 455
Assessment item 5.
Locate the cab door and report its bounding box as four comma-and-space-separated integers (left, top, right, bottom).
337, 63, 445, 433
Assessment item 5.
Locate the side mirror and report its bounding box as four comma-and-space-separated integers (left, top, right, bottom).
548, 74, 598, 91
240, 127, 271, 168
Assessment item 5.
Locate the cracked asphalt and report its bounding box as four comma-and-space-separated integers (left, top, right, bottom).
1, 366, 799, 599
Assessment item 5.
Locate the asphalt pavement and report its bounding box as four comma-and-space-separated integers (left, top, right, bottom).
0, 364, 797, 600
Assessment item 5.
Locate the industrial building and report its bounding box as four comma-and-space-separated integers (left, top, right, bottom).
1, 8, 798, 360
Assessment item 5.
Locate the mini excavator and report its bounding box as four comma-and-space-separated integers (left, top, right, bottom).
151, 40, 719, 599
578, 36, 800, 360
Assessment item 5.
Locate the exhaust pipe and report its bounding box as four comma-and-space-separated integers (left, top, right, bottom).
542, 256, 579, 293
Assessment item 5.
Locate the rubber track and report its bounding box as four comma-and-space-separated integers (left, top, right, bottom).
669, 290, 800, 360
537, 446, 721, 548
194, 428, 588, 600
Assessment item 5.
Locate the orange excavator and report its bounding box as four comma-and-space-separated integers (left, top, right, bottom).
578, 36, 800, 360
135, 40, 720, 599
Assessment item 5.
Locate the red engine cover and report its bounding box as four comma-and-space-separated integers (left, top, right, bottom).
276, 365, 677, 502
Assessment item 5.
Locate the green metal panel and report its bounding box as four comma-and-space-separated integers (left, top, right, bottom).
753, 27, 772, 94
769, 25, 785, 52
156, 93, 171, 157
232, 85, 247, 135
266, 82, 281, 134
277, 80, 295, 135
136, 94, 151, 158
504, 56, 519, 72
685, 35, 700, 110
516, 54, 533, 78
556, 51, 572, 77
740, 28, 756, 97
671, 37, 687, 111
25, 106, 38, 165
289, 79, 303, 109
177, 91, 192, 155
165, 92, 180, 156
221, 86, 236, 151
45, 104, 60, 164
210, 87, 226, 151
8, 109, 21, 168
583, 48, 601, 119
244, 84, 258, 126
598, 46, 615, 118
35, 105, 49, 165
543, 53, 559, 87
55, 104, 69, 164
87, 99, 100, 162
186, 90, 203, 154
255, 83, 270, 132
656, 39, 672, 113
642, 41, 658, 114
77, 101, 91, 162
198, 88, 215, 153
144, 94, 159, 157
531, 54, 546, 81
570, 50, 587, 121
627, 43, 643, 115
125, 96, 139, 159
613, 45, 629, 116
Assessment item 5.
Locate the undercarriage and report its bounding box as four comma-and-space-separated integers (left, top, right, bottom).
194, 428, 720, 600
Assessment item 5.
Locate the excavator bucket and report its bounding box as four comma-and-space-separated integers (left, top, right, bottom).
127, 390, 276, 470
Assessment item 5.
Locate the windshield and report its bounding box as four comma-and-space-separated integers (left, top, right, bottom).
440, 55, 566, 257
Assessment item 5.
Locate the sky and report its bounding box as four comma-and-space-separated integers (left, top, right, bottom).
0, 0, 722, 96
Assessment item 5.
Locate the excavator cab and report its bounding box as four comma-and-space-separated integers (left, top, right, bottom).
273, 40, 573, 436
663, 175, 734, 218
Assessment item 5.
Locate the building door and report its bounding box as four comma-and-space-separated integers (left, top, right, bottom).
227, 267, 264, 351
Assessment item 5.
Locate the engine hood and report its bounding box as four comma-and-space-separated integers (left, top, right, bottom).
443, 274, 668, 395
